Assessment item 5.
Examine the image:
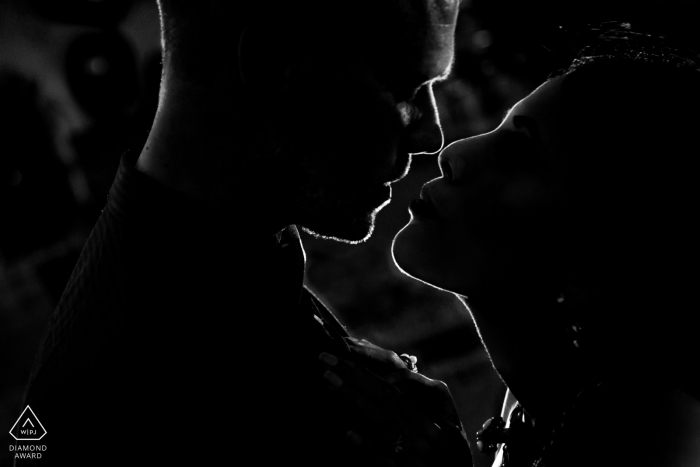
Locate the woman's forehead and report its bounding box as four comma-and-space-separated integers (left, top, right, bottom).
512, 77, 565, 116
505, 77, 566, 149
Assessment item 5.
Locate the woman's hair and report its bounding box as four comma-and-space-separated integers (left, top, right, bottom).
550, 25, 700, 393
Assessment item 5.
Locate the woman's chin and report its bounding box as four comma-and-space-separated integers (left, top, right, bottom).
392, 222, 458, 293
391, 220, 489, 297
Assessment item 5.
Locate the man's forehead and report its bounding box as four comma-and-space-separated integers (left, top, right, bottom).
297, 0, 459, 79
391, 0, 459, 43
367, 0, 460, 77
407, 0, 461, 26
417, 0, 460, 74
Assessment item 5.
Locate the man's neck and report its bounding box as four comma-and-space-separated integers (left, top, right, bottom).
136, 74, 290, 236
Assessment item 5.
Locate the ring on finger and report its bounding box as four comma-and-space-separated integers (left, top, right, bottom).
399, 354, 418, 373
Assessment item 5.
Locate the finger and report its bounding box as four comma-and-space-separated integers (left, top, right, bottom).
345, 337, 390, 353
320, 353, 399, 401
385, 371, 462, 426
321, 354, 439, 438
344, 339, 406, 373
384, 368, 420, 385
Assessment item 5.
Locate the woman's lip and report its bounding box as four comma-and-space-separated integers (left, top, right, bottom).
409, 191, 439, 218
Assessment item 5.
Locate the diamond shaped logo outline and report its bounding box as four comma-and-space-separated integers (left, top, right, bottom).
9, 406, 47, 441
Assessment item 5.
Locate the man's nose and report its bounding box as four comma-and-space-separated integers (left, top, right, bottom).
438, 134, 489, 182
402, 85, 444, 155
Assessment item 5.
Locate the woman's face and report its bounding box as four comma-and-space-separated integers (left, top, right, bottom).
392, 77, 567, 296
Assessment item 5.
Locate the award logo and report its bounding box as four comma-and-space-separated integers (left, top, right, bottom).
9, 406, 47, 460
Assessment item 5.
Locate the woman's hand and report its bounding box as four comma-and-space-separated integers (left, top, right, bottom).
319, 338, 473, 467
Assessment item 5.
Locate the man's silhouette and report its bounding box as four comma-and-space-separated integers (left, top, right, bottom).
20, 1, 459, 465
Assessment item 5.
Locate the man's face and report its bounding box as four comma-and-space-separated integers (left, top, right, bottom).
276, 0, 459, 243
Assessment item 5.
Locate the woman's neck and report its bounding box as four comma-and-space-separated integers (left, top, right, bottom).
457, 291, 595, 424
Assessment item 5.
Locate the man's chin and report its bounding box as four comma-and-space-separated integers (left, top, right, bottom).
300, 210, 376, 244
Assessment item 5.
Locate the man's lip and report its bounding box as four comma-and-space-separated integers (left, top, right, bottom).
384, 152, 411, 185
368, 183, 391, 207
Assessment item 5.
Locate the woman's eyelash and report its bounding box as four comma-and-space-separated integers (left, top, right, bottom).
512, 115, 544, 148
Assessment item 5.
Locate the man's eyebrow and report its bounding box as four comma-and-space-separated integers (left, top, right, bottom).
391, 62, 454, 98
408, 55, 455, 86
432, 66, 452, 83
432, 58, 455, 83
409, 68, 450, 86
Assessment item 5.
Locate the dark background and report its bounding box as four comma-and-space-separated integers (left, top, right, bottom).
1, 1, 699, 466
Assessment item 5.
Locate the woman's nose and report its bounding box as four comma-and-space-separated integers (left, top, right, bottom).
402, 85, 444, 155
438, 134, 489, 182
